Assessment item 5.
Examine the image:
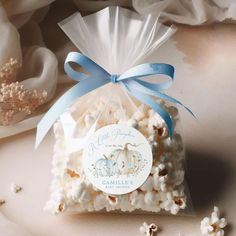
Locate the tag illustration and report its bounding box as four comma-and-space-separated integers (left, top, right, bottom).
82, 124, 153, 195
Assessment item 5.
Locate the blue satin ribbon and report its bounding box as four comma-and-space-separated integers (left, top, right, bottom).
35, 52, 194, 148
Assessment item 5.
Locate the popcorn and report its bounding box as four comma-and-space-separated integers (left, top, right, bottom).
46, 99, 187, 215
94, 194, 107, 211
160, 190, 186, 215
45, 188, 67, 215
106, 195, 118, 205
126, 119, 139, 129
153, 164, 169, 192
140, 222, 159, 236
133, 112, 145, 121
130, 190, 144, 209
200, 206, 227, 236
10, 183, 22, 193
67, 181, 92, 203
144, 192, 158, 209
140, 176, 154, 192
0, 199, 6, 206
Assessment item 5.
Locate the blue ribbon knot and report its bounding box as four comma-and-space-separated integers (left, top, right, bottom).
35, 52, 194, 148
110, 74, 119, 83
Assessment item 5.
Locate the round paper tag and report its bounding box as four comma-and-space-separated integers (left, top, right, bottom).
82, 124, 153, 195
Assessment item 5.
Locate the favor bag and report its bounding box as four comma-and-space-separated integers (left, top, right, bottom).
43, 7, 193, 215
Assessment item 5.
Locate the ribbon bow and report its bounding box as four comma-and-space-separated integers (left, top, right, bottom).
35, 52, 194, 148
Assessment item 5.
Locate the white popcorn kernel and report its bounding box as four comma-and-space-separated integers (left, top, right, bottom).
45, 187, 67, 215
130, 190, 144, 209
10, 183, 22, 193
67, 181, 91, 203
153, 164, 168, 192
117, 195, 134, 212
51, 189, 65, 203
106, 195, 118, 205
200, 206, 227, 236
139, 222, 159, 236
126, 119, 139, 129
94, 194, 107, 211
148, 112, 165, 128
144, 192, 156, 206
160, 191, 186, 215
44, 200, 67, 215
132, 110, 145, 121
140, 176, 154, 192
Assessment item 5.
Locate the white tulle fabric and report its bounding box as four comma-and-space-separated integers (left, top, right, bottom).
133, 0, 236, 25
58, 7, 176, 152
59, 7, 175, 74
0, 1, 58, 138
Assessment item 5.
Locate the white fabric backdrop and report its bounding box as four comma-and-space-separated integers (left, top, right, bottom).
133, 0, 236, 25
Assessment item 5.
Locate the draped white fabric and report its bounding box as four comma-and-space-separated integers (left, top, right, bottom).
0, 1, 58, 138
133, 0, 236, 25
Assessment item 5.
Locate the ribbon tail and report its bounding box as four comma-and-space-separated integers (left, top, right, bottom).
127, 80, 196, 118
123, 82, 174, 139
35, 76, 110, 149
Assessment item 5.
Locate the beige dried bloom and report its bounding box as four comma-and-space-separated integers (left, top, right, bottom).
0, 82, 47, 125
0, 58, 21, 84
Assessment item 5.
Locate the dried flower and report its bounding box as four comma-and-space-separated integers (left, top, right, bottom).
0, 82, 47, 125
10, 183, 22, 193
200, 206, 227, 236
0, 58, 21, 84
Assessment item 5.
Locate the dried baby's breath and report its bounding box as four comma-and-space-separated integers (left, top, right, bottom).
0, 82, 47, 125
0, 58, 21, 84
